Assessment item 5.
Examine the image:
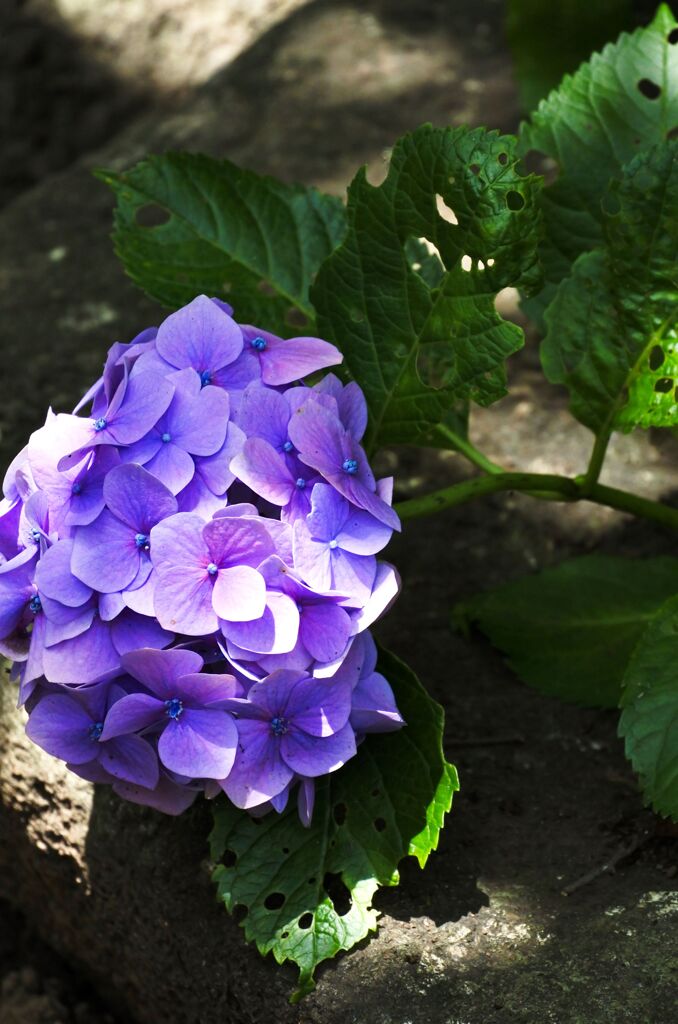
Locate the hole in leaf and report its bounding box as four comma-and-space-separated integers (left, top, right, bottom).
282, 847, 290, 855
308, 877, 316, 885
487, 257, 495, 267
233, 904, 248, 924
264, 891, 286, 911
461, 254, 473, 272
498, 152, 508, 165
667, 126, 678, 140
281, 931, 289, 939
477, 259, 485, 271
448, 174, 456, 185
298, 912, 314, 930
506, 191, 525, 211
371, 788, 380, 798
638, 79, 661, 100
220, 849, 237, 868
286, 307, 309, 329
323, 872, 352, 917
350, 308, 365, 324
435, 194, 458, 225
649, 346, 665, 371
469, 163, 481, 175
374, 817, 387, 832
333, 802, 347, 825
135, 204, 170, 228
654, 377, 673, 393
257, 279, 276, 297
669, 28, 678, 44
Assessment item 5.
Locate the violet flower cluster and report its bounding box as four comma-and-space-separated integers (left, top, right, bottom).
0, 295, 404, 819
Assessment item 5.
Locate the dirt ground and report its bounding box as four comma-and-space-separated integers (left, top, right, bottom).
0, 2, 677, 1022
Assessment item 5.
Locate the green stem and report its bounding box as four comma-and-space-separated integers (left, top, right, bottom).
394, 471, 678, 532
434, 424, 504, 475
580, 429, 612, 494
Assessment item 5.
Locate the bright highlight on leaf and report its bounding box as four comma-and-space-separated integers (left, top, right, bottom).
209, 648, 457, 999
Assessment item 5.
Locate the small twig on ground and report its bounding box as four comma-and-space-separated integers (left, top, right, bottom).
447, 734, 525, 747
561, 831, 652, 896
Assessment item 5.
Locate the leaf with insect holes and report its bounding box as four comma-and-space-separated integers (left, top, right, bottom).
619, 594, 678, 820
310, 123, 542, 450
97, 153, 346, 336
541, 141, 678, 434
520, 4, 678, 323
209, 647, 457, 1001
456, 555, 678, 708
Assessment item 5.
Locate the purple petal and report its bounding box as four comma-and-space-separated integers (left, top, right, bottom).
230, 437, 294, 506
100, 692, 165, 739
41, 616, 119, 684
257, 333, 342, 386
150, 511, 208, 569
281, 722, 356, 777
236, 385, 290, 448
336, 506, 393, 556
154, 567, 217, 634
221, 591, 299, 654
329, 549, 376, 607
156, 294, 243, 373
170, 381, 230, 456
203, 515, 275, 569
71, 510, 141, 593
110, 609, 173, 654
173, 672, 242, 705
107, 372, 174, 445
113, 775, 199, 815
299, 603, 352, 663
121, 647, 204, 697
297, 778, 315, 827
343, 477, 401, 532
66, 446, 121, 527
306, 483, 348, 542
337, 381, 368, 440
158, 708, 238, 778
287, 401, 346, 476
220, 718, 293, 808
350, 671, 404, 734
25, 693, 98, 763
351, 562, 401, 634
144, 441, 195, 495
285, 675, 352, 736
212, 565, 266, 622
36, 539, 92, 607
99, 734, 160, 788
103, 463, 178, 533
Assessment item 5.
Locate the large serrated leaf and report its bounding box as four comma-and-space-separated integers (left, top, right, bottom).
311, 124, 542, 450
97, 153, 346, 336
541, 141, 678, 434
209, 647, 457, 999
457, 555, 678, 708
520, 4, 678, 322
619, 594, 678, 820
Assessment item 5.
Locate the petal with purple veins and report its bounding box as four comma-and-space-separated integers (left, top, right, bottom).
158, 708, 238, 779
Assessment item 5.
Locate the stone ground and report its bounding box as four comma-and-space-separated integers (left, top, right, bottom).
0, 1, 677, 1022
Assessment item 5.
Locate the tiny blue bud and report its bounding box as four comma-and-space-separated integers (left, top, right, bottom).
342, 458, 359, 475
93, 417, 108, 432
295, 477, 306, 489
199, 369, 213, 388
71, 482, 82, 495
29, 595, 42, 614
134, 533, 150, 550
161, 432, 172, 443
165, 697, 184, 720
329, 539, 338, 550
206, 562, 218, 576
250, 336, 267, 352
270, 716, 288, 737
30, 528, 42, 543
283, 441, 294, 453
89, 721, 104, 741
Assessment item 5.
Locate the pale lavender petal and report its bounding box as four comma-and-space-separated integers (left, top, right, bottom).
121, 648, 204, 697
150, 511, 208, 569
99, 734, 160, 788
285, 676, 352, 737
343, 477, 401, 532
245, 670, 306, 717
221, 591, 299, 654
25, 693, 98, 763
270, 786, 290, 813
107, 372, 174, 445
281, 722, 356, 777
287, 401, 345, 475
220, 718, 293, 808
212, 564, 266, 622
297, 778, 315, 827
0, 498, 21, 561
336, 507, 393, 555
103, 463, 177, 533
299, 603, 352, 663
122, 573, 156, 616
230, 437, 294, 506
154, 566, 217, 634
236, 386, 290, 448
36, 539, 92, 607
144, 442, 195, 495
329, 549, 376, 607
98, 591, 126, 621
292, 521, 332, 592
259, 335, 342, 386
350, 563, 401, 634
350, 672, 404, 734
158, 708, 238, 778
156, 294, 243, 373
204, 515, 274, 569
71, 510, 140, 593
171, 383, 229, 456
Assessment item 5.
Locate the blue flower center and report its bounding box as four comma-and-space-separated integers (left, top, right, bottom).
295, 477, 306, 490
161, 432, 172, 443
283, 441, 294, 453
29, 595, 42, 614
93, 417, 108, 432
342, 458, 359, 475
199, 369, 213, 388
89, 721, 104, 741
135, 533, 150, 551
250, 336, 267, 352
30, 528, 41, 543
165, 698, 184, 720
329, 539, 338, 550
270, 716, 288, 737
71, 482, 82, 495
206, 562, 218, 576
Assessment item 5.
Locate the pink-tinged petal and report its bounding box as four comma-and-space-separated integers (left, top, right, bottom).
150, 511, 208, 569
351, 562, 401, 634
171, 384, 229, 456
36, 539, 93, 607
108, 372, 174, 445
41, 616, 119, 685
285, 676, 352, 737
297, 778, 315, 827
99, 734, 160, 788
204, 515, 275, 569
154, 566, 217, 634
350, 671, 404, 734
292, 521, 333, 592
113, 775, 199, 814
330, 549, 376, 607
144, 441, 195, 495
100, 692, 165, 740
230, 437, 294, 506
222, 590, 299, 655
121, 648, 204, 697
156, 294, 243, 373
287, 401, 346, 475
281, 722, 356, 777
103, 463, 178, 533
159, 708, 238, 779
174, 672, 242, 705
220, 718, 293, 808
71, 510, 140, 593
26, 694, 98, 764
212, 564, 266, 622
260, 336, 342, 386
299, 603, 352, 663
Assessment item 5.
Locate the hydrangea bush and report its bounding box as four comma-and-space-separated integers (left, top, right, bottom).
4, 3, 678, 1000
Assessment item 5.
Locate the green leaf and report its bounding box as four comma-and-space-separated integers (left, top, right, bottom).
619, 594, 678, 819
209, 647, 457, 999
520, 4, 678, 322
541, 141, 678, 434
311, 124, 543, 449
506, 0, 632, 114
97, 153, 346, 336
456, 555, 678, 708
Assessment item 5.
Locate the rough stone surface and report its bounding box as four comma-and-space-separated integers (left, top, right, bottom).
1, 2, 677, 1022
